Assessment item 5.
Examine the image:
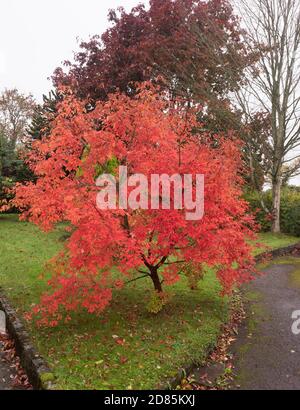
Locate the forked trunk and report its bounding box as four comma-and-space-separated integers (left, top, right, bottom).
150, 268, 162, 293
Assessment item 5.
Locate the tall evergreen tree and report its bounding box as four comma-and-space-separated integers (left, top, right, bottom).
28, 90, 62, 140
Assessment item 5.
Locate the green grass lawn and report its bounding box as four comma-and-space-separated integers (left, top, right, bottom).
255, 232, 300, 252
0, 214, 299, 389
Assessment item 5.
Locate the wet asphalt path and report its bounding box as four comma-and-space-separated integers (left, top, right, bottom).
230, 261, 300, 390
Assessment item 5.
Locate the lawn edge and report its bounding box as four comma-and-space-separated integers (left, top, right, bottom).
255, 241, 300, 263
165, 291, 243, 390
0, 289, 56, 390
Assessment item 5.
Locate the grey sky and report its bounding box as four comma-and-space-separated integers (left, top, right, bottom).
0, 0, 139, 101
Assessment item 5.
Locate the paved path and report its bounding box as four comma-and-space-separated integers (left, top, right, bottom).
0, 333, 31, 390
230, 259, 300, 390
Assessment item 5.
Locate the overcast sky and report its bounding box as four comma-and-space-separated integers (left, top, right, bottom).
0, 0, 140, 100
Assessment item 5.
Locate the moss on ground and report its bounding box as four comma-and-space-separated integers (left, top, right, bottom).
233, 289, 272, 386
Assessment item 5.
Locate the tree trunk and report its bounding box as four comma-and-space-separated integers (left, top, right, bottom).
272, 175, 282, 233
150, 268, 162, 293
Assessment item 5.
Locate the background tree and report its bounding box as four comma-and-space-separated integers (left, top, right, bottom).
0, 89, 35, 147
234, 0, 300, 232
53, 0, 255, 130
234, 92, 274, 203
0, 89, 35, 210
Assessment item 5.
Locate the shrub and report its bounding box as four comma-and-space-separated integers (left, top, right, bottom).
245, 187, 300, 236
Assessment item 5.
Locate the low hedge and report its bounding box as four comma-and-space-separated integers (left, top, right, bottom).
245, 187, 300, 237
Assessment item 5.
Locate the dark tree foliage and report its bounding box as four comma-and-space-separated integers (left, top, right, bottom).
0, 132, 33, 209
53, 0, 255, 120
28, 90, 62, 141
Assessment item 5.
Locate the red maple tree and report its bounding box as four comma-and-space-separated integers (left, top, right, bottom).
14, 85, 257, 326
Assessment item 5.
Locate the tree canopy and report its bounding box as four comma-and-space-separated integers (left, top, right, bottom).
53, 1, 254, 115
14, 86, 257, 326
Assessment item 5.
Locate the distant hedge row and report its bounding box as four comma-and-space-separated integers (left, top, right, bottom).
245, 187, 300, 237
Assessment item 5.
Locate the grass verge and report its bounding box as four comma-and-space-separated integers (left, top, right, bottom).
0, 214, 298, 389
